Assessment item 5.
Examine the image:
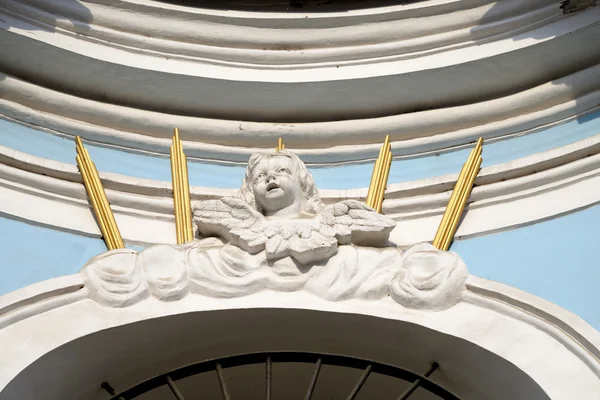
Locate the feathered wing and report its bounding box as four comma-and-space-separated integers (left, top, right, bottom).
262, 221, 338, 264
318, 200, 396, 247
193, 197, 268, 254
193, 197, 337, 262
194, 198, 395, 262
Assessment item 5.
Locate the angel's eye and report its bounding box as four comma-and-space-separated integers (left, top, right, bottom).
277, 168, 291, 174
255, 173, 266, 182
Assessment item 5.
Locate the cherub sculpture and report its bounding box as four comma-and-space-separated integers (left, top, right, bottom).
194, 150, 396, 264
82, 149, 469, 311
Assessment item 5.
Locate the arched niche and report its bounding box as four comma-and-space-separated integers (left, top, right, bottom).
0, 275, 599, 399
2, 308, 549, 400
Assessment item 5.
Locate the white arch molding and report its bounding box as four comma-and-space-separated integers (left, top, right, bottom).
0, 274, 599, 399
2, 1, 600, 164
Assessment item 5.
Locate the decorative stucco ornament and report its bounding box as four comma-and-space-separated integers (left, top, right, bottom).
195, 197, 395, 264
82, 150, 468, 310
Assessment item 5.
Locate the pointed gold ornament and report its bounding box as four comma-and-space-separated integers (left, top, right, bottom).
366, 135, 392, 213
75, 137, 124, 250
433, 138, 484, 251
276, 137, 285, 152
170, 128, 194, 244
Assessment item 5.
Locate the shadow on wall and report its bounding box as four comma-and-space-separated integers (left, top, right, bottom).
0, 0, 598, 122
0, 0, 93, 82
561, 0, 597, 13
0, 308, 553, 400
153, 0, 422, 12
470, 0, 600, 125
0, 0, 93, 31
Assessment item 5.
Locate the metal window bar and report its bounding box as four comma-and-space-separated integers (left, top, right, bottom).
101, 382, 125, 400
304, 357, 322, 400
346, 364, 372, 400
397, 362, 439, 400
265, 356, 272, 400
107, 352, 461, 400
216, 363, 231, 400
166, 376, 185, 400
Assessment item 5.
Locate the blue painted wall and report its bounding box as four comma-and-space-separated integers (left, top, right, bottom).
0, 217, 107, 295
452, 204, 600, 330
1, 108, 600, 189
0, 218, 144, 295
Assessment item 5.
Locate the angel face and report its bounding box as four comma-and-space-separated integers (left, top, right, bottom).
251, 155, 305, 217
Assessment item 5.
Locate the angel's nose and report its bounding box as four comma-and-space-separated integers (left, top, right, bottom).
266, 174, 277, 183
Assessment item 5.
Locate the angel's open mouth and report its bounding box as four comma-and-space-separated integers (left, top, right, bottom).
267, 182, 281, 192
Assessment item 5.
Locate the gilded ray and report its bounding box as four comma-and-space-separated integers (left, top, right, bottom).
75, 136, 124, 250
433, 138, 484, 251
366, 135, 392, 213
170, 128, 194, 244
276, 137, 285, 152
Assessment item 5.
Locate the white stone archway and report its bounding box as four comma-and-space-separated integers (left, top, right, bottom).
1, 274, 599, 399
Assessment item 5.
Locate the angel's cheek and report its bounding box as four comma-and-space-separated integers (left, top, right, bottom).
282, 177, 300, 195
253, 183, 265, 196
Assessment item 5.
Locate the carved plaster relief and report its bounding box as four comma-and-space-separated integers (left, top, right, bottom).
82, 241, 468, 311
83, 149, 468, 310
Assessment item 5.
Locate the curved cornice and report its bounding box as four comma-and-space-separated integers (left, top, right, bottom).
0, 135, 598, 246
1, 1, 599, 124
1, 0, 599, 167
3, 0, 563, 66
2, 63, 600, 164
3, 16, 600, 122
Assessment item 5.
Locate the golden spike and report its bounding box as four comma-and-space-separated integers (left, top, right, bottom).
370, 136, 391, 210
176, 132, 192, 242
277, 137, 283, 152
442, 138, 483, 247
170, 128, 194, 244
442, 154, 483, 250
432, 138, 483, 250
174, 128, 183, 240
83, 147, 124, 249
181, 137, 193, 242
433, 140, 482, 248
375, 147, 392, 213
76, 141, 115, 249
176, 135, 186, 242
182, 152, 194, 242
170, 144, 183, 245
77, 151, 116, 250
373, 143, 390, 212
366, 135, 391, 208
366, 143, 385, 206
76, 154, 114, 250
432, 148, 476, 248
368, 162, 382, 209
432, 158, 471, 248
172, 132, 184, 244
75, 137, 124, 250
439, 151, 480, 249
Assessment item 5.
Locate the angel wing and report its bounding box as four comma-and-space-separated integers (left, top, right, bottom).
194, 198, 395, 263
194, 197, 338, 262
317, 200, 396, 247
193, 197, 268, 254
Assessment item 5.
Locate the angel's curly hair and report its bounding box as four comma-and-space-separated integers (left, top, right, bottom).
239, 150, 325, 215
